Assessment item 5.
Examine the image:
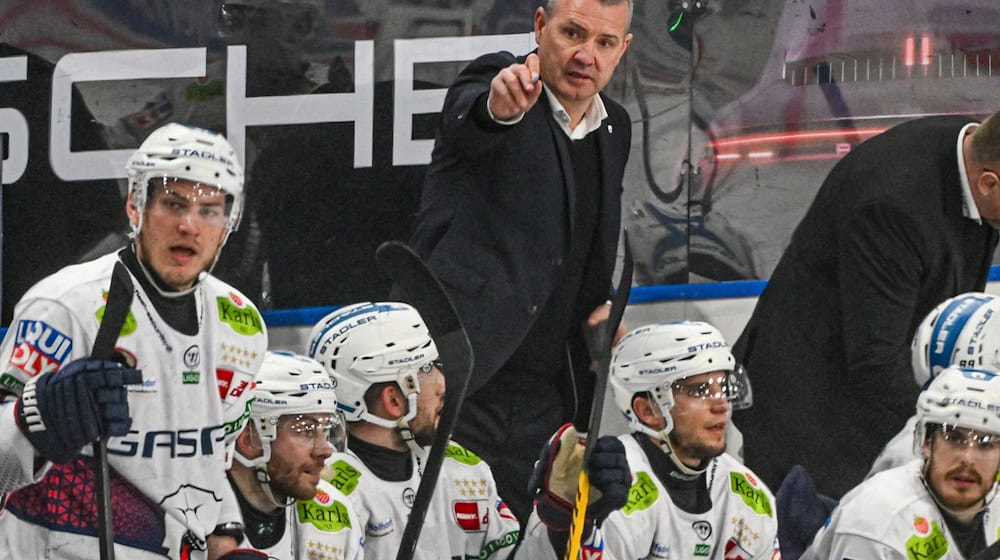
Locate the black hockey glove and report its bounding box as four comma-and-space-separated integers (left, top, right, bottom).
529, 423, 631, 532
16, 358, 142, 464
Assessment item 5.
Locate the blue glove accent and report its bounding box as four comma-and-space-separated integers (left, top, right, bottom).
16, 358, 142, 464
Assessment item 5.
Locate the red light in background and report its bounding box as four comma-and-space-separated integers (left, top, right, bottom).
904, 36, 914, 67
921, 36, 931, 66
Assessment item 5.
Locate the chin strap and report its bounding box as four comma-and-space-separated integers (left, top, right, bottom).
658, 435, 711, 479
397, 417, 427, 476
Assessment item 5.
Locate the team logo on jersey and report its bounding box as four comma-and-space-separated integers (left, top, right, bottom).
693, 520, 713, 540
365, 517, 393, 537
298, 498, 352, 533
624, 471, 659, 514
402, 487, 416, 508
496, 499, 517, 522
906, 520, 947, 560
216, 368, 253, 402
445, 443, 482, 466
329, 460, 362, 495
183, 345, 201, 368
453, 500, 489, 532
730, 472, 773, 517
216, 296, 262, 336
724, 538, 751, 560
160, 484, 222, 543
96, 293, 137, 337
8, 320, 73, 377
0, 373, 23, 393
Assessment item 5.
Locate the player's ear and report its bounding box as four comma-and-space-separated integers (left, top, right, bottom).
236, 424, 263, 459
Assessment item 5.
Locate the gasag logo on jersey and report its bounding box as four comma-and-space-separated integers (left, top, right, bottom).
183, 371, 200, 384
694, 544, 711, 557
8, 320, 73, 377
730, 472, 773, 517
623, 471, 659, 515
108, 423, 226, 458
453, 500, 489, 532
298, 498, 352, 533
693, 520, 713, 540
905, 519, 947, 560
216, 296, 263, 336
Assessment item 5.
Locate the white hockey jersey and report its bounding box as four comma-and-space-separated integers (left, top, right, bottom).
802, 459, 1000, 560
0, 251, 268, 559
519, 435, 780, 560
251, 479, 364, 560
325, 442, 519, 560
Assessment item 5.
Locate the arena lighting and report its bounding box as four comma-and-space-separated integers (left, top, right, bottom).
904, 35, 933, 67
712, 128, 887, 149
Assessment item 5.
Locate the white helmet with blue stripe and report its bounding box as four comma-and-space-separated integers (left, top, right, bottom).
911, 293, 1000, 388
307, 302, 438, 430
913, 366, 1000, 456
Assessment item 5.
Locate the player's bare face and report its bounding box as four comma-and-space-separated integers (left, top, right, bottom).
268, 414, 338, 501
668, 371, 730, 467
130, 179, 229, 291
411, 364, 446, 447
923, 426, 1000, 514
534, 0, 631, 120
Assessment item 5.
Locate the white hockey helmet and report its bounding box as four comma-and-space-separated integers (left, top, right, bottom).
307, 302, 439, 430
911, 293, 1000, 388
609, 320, 747, 442
913, 366, 1000, 456
236, 351, 344, 466
126, 123, 244, 244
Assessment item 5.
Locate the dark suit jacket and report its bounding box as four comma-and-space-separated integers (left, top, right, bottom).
733, 115, 998, 498
410, 51, 631, 400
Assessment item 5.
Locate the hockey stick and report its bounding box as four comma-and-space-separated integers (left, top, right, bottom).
375, 241, 474, 560
91, 260, 135, 560
565, 231, 633, 560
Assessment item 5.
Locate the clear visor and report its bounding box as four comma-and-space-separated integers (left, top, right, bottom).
146, 177, 234, 228
279, 412, 347, 453
671, 367, 753, 409
934, 423, 1000, 452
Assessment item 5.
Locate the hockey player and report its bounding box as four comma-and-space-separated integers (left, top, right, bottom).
306, 301, 520, 559
802, 366, 1000, 560
868, 292, 1000, 476
228, 351, 363, 559
0, 123, 268, 559
519, 320, 779, 560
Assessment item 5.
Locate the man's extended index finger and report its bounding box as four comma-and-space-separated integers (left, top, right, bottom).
525, 53, 541, 85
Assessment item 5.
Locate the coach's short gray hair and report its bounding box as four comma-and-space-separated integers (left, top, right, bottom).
544, 0, 633, 31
